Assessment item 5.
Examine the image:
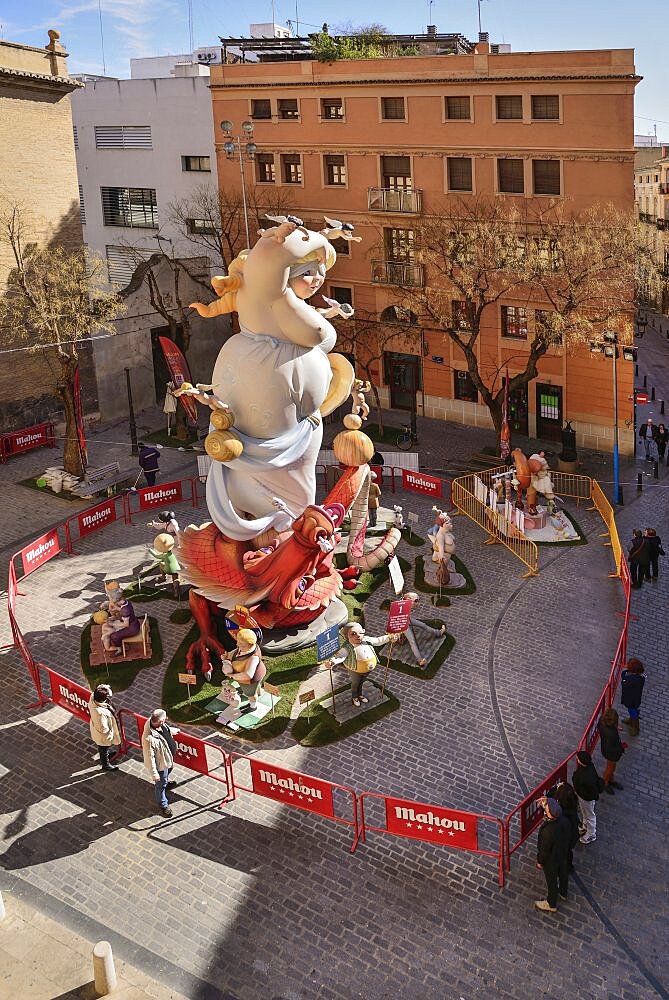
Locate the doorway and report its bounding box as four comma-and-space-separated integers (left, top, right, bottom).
536, 384, 563, 442
384, 352, 421, 411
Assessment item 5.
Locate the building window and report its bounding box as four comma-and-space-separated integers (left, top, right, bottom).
501, 305, 528, 339
330, 285, 353, 305
445, 96, 471, 120
101, 186, 158, 228
452, 300, 471, 330
281, 154, 302, 184
324, 153, 346, 186
106, 245, 143, 284
498, 159, 524, 194
531, 95, 560, 120
188, 218, 217, 234
495, 95, 523, 120
381, 155, 412, 189
256, 153, 275, 183
533, 160, 561, 196
181, 155, 210, 172
321, 98, 344, 120
381, 96, 405, 121
73, 124, 79, 149
94, 125, 152, 149
251, 99, 272, 120
278, 98, 299, 120
384, 227, 416, 262
330, 237, 350, 257
454, 370, 478, 402
447, 157, 473, 192
78, 185, 86, 226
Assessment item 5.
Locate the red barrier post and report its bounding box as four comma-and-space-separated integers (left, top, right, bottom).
359, 791, 505, 886
226, 753, 360, 852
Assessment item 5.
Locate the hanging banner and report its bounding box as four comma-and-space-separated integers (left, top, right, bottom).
158, 337, 198, 423
137, 480, 183, 511
77, 499, 117, 537
73, 364, 88, 471
20, 528, 61, 577
250, 759, 335, 818
401, 469, 442, 498
384, 795, 479, 850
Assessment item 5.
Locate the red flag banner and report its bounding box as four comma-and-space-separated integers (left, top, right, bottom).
500, 368, 511, 460
158, 336, 198, 423
73, 364, 88, 471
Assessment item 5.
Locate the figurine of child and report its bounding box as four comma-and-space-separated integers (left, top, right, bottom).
147, 510, 179, 536
221, 628, 267, 712
146, 533, 181, 598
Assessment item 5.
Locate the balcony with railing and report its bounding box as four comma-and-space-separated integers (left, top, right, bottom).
657, 218, 669, 231
659, 183, 669, 195
638, 212, 655, 224
371, 259, 424, 287
368, 187, 423, 214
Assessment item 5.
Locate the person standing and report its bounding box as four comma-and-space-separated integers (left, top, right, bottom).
620, 657, 646, 736
572, 750, 600, 845
138, 442, 161, 486
643, 528, 664, 581
141, 709, 180, 818
367, 471, 381, 528
552, 782, 580, 874
597, 708, 627, 793
639, 417, 659, 460
88, 684, 121, 772
628, 529, 651, 589
656, 423, 668, 461
534, 797, 572, 913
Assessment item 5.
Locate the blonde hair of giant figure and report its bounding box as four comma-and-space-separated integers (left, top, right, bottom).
190, 229, 353, 420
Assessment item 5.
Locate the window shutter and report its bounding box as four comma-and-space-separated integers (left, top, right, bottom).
79, 185, 86, 225
94, 125, 152, 149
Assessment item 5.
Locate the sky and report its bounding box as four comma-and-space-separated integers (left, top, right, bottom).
1, 0, 667, 137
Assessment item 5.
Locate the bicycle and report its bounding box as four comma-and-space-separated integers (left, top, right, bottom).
396, 422, 419, 451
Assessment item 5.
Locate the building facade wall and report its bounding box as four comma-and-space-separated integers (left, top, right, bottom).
210, 45, 638, 454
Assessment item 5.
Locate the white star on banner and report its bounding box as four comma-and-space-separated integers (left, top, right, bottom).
417, 825, 423, 830
448, 831, 455, 836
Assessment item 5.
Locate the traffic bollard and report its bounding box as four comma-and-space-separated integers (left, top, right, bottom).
93, 941, 117, 996
617, 485, 624, 506
652, 386, 656, 400
637, 473, 643, 493
635, 363, 639, 376
654, 461, 659, 479
662, 399, 666, 415
643, 374, 647, 387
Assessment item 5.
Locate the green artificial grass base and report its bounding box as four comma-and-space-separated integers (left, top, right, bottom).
414, 554, 477, 597
362, 423, 413, 447
401, 530, 425, 548
170, 608, 193, 624
533, 508, 588, 546
80, 617, 163, 692
122, 580, 185, 603
292, 679, 400, 747
143, 428, 200, 450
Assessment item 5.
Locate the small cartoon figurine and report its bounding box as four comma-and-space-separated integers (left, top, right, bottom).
99, 598, 140, 656
428, 507, 456, 586
396, 592, 446, 668
147, 510, 179, 536
320, 217, 362, 242
328, 622, 392, 708
221, 628, 267, 712
146, 533, 181, 598
393, 505, 405, 530
215, 681, 243, 729
350, 379, 371, 422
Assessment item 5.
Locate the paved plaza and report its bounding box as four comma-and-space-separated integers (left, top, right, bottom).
1, 326, 668, 999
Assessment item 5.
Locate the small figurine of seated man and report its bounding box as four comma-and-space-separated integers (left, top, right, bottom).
327, 622, 392, 708
220, 628, 266, 713
103, 598, 140, 656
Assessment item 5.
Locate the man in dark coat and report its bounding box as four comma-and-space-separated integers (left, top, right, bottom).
628, 529, 651, 589
535, 797, 572, 913
639, 417, 659, 460
572, 750, 600, 844
138, 442, 161, 486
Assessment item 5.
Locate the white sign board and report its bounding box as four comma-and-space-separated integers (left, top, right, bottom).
407, 511, 419, 525
474, 476, 487, 504
387, 555, 405, 595
488, 488, 497, 511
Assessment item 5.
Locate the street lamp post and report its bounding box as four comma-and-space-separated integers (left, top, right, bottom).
219, 119, 257, 250
589, 332, 637, 505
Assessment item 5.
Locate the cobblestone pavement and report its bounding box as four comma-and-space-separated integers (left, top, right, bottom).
1, 362, 668, 999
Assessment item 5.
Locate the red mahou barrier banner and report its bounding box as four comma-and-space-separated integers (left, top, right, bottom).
47, 671, 91, 722
77, 499, 117, 537
401, 469, 442, 498
138, 481, 183, 511
1, 422, 54, 460
132, 714, 210, 774
519, 759, 570, 840
20, 528, 61, 577
250, 759, 335, 818
384, 795, 479, 850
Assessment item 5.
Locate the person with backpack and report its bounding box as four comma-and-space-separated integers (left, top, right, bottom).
598, 708, 627, 792
572, 750, 601, 845
620, 657, 646, 736
628, 529, 651, 589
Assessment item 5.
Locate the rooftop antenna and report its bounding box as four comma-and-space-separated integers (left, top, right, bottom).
187, 0, 194, 51
295, 0, 300, 35
97, 0, 107, 74
271, 0, 276, 33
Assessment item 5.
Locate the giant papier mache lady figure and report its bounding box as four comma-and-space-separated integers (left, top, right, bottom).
177, 218, 400, 672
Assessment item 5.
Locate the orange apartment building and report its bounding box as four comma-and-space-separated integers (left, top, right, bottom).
209, 37, 639, 453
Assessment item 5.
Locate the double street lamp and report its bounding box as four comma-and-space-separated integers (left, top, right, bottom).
589, 331, 636, 505
219, 119, 257, 249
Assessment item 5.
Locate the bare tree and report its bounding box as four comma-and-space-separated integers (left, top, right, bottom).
403, 197, 651, 443
0, 202, 123, 476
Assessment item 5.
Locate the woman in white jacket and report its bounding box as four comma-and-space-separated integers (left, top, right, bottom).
88, 684, 121, 771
